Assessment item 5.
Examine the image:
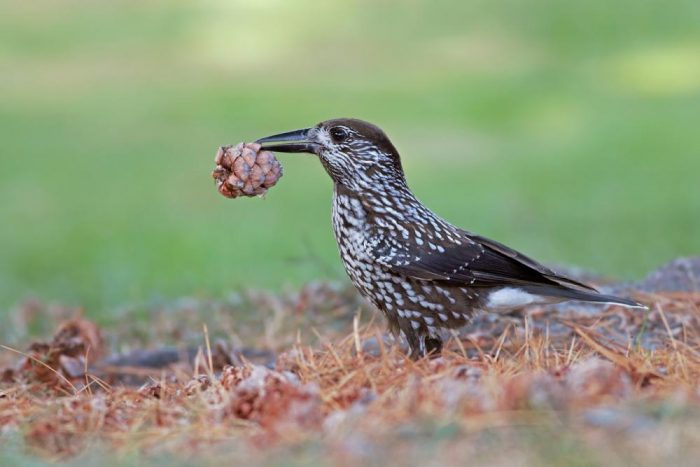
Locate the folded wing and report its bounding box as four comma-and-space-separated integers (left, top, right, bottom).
373, 231, 597, 293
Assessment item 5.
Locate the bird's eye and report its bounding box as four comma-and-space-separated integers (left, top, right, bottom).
329, 127, 349, 143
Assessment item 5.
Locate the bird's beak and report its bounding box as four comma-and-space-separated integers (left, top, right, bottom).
256, 128, 319, 154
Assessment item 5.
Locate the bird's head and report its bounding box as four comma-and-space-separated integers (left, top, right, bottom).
256, 118, 405, 191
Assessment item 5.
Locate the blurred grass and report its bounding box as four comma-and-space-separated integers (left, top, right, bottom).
1, 0, 699, 314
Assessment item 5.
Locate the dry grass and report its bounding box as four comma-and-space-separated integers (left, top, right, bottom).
1, 287, 700, 465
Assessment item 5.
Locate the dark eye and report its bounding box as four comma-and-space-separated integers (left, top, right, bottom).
329, 126, 349, 143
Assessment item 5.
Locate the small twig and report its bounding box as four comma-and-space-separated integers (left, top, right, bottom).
566, 336, 577, 366
450, 329, 468, 359
656, 304, 689, 379
353, 308, 363, 358
203, 324, 214, 377
492, 323, 511, 362
0, 344, 78, 394
83, 345, 92, 396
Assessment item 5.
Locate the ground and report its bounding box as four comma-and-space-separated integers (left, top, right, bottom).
2, 262, 699, 466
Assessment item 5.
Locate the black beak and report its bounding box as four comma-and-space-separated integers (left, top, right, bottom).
256, 128, 319, 154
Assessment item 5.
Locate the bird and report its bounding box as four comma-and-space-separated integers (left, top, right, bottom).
255, 118, 646, 358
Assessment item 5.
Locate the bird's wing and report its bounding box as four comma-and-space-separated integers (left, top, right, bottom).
373, 231, 596, 292
469, 233, 597, 291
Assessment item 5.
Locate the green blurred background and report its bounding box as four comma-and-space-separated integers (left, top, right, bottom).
1, 0, 699, 316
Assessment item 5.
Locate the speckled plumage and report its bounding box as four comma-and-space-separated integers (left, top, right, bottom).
331, 181, 482, 356
257, 118, 646, 358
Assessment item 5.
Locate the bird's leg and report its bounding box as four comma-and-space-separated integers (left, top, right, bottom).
398, 322, 423, 360
403, 328, 443, 360
424, 335, 443, 357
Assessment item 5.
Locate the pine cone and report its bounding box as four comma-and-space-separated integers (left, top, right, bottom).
212, 142, 283, 198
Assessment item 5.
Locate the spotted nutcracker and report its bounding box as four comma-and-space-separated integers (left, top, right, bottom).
255, 118, 646, 358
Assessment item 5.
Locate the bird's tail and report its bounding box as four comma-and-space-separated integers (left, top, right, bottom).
520, 284, 648, 310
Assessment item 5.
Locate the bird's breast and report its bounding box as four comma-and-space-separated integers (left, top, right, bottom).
330, 191, 486, 330
332, 193, 371, 261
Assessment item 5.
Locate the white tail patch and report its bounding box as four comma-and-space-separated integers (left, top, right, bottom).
486, 287, 542, 311
487, 287, 648, 311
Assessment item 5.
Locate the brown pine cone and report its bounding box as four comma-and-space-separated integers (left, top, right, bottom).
212, 142, 283, 198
